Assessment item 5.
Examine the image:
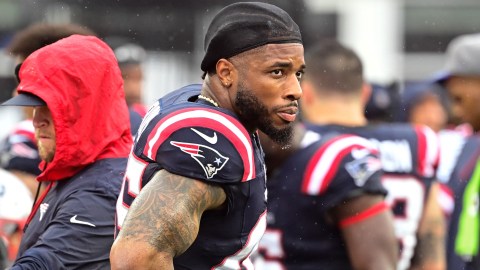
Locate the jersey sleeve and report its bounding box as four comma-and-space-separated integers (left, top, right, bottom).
136, 107, 256, 184
414, 125, 440, 178
301, 134, 387, 209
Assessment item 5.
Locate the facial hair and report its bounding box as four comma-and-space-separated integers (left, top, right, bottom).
235, 84, 293, 146
38, 141, 55, 163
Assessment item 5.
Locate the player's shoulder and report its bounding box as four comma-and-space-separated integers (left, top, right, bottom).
134, 86, 258, 183
158, 84, 202, 108
140, 84, 244, 135
369, 122, 439, 158
371, 122, 439, 177
370, 122, 437, 142
141, 100, 250, 147
301, 133, 381, 195
307, 133, 379, 162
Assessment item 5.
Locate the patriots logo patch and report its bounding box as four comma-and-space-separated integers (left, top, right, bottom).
170, 141, 229, 179
345, 154, 382, 186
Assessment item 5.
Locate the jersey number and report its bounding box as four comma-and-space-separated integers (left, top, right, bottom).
382, 175, 425, 270
254, 228, 286, 270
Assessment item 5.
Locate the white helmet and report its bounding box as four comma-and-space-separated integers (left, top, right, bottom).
0, 168, 33, 228
0, 169, 33, 270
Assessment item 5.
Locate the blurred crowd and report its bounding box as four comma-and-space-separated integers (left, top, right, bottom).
0, 2, 480, 269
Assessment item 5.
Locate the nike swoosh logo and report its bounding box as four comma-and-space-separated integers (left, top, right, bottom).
70, 215, 96, 227
191, 128, 217, 144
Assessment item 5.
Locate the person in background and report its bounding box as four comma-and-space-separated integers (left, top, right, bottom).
7, 23, 95, 65
0, 23, 97, 198
114, 42, 148, 118
364, 82, 400, 124
434, 32, 480, 270
0, 120, 41, 197
397, 82, 467, 218
4, 22, 141, 143
258, 39, 445, 270
0, 168, 33, 268
398, 82, 449, 133
1, 34, 132, 269
110, 2, 304, 269
6, 23, 96, 120
256, 39, 398, 269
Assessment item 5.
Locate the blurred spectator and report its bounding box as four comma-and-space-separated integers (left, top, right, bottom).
364, 82, 400, 123
7, 23, 96, 64
113, 41, 148, 117
0, 168, 33, 268
434, 32, 480, 270
6, 23, 96, 120
398, 82, 449, 133
0, 120, 40, 197
397, 82, 468, 201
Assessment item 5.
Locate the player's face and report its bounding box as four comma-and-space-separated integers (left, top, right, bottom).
234, 43, 305, 145
446, 76, 480, 131
121, 63, 144, 106
33, 106, 56, 163
409, 94, 448, 132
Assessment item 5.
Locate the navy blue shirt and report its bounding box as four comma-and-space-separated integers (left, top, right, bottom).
306, 123, 439, 270
258, 130, 385, 270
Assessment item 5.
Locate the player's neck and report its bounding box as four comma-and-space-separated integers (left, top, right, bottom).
303, 99, 367, 127
202, 77, 231, 111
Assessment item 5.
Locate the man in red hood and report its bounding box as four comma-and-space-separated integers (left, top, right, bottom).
1, 34, 133, 269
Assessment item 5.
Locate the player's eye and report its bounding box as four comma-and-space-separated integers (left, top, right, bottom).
271, 70, 283, 76
296, 71, 304, 80
451, 94, 462, 104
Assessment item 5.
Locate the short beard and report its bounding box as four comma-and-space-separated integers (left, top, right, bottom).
38, 144, 55, 163
235, 86, 293, 146
39, 150, 54, 163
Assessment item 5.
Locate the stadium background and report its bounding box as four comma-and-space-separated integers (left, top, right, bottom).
1, 0, 479, 137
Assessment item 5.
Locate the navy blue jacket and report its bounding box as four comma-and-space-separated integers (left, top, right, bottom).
12, 159, 127, 270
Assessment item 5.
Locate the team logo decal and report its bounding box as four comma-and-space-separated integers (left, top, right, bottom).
171, 141, 229, 179
39, 203, 49, 221
345, 149, 382, 186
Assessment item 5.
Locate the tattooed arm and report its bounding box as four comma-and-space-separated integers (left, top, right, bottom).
410, 182, 446, 270
110, 169, 226, 270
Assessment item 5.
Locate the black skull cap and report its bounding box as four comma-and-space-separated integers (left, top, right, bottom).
201, 1, 302, 72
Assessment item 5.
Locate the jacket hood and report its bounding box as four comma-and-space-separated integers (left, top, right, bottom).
17, 35, 133, 181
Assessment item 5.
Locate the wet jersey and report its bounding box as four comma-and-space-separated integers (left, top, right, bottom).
445, 135, 480, 270
306, 123, 440, 270
256, 131, 386, 270
115, 84, 267, 270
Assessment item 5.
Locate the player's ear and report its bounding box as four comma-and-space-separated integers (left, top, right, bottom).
360, 82, 372, 106
300, 80, 314, 105
216, 58, 234, 88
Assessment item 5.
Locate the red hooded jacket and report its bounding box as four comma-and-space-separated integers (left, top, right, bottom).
17, 35, 133, 181
11, 35, 134, 269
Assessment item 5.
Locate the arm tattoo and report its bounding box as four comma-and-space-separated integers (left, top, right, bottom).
411, 183, 446, 268
118, 169, 226, 257
411, 215, 446, 267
